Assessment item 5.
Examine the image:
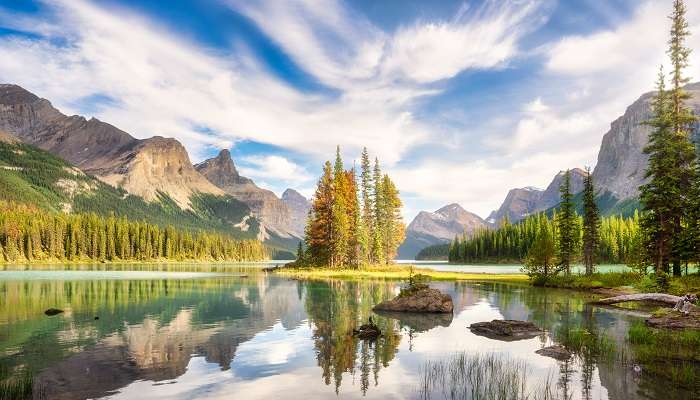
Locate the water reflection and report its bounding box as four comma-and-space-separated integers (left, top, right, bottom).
0, 270, 695, 399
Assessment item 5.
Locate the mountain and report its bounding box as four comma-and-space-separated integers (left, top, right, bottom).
488, 168, 586, 225
195, 149, 303, 239
0, 84, 223, 210
397, 203, 487, 259
281, 188, 311, 236
0, 138, 257, 238
593, 82, 700, 205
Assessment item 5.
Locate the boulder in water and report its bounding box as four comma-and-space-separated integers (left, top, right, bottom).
373, 288, 453, 313
44, 308, 64, 316
469, 320, 543, 341
535, 345, 572, 361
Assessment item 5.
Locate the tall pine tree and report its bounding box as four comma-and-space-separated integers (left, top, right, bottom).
582, 167, 600, 275
557, 170, 576, 274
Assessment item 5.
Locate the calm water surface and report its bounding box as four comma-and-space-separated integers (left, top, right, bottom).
0, 264, 692, 399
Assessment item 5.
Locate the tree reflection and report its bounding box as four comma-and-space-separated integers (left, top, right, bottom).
302, 280, 401, 395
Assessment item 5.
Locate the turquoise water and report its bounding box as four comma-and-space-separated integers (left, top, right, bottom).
0, 265, 693, 399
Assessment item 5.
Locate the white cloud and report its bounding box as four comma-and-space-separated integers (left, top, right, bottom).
238, 155, 312, 189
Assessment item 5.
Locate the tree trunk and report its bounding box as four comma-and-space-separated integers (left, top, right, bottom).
591, 293, 683, 306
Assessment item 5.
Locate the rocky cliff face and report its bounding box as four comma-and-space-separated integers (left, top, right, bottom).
0, 84, 223, 209
593, 82, 700, 201
398, 203, 487, 259
488, 168, 586, 225
281, 188, 311, 236
195, 150, 304, 238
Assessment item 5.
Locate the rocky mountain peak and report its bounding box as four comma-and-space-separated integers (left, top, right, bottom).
399, 203, 487, 259
593, 83, 700, 202
0, 84, 223, 210
195, 149, 251, 187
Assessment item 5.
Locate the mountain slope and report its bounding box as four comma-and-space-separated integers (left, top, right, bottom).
593, 82, 700, 205
0, 84, 223, 209
281, 188, 311, 236
195, 150, 303, 239
0, 135, 258, 239
397, 203, 487, 259
488, 168, 586, 225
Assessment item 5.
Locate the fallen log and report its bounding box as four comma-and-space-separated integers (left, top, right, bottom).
591, 293, 682, 306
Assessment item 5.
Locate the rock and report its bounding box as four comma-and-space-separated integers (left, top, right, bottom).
645, 308, 700, 330
281, 189, 312, 238
469, 320, 543, 341
398, 203, 488, 259
373, 288, 453, 313
352, 317, 381, 340
536, 345, 572, 361
44, 308, 64, 316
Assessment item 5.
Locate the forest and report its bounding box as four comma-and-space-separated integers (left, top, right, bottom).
299, 147, 405, 267
0, 202, 267, 263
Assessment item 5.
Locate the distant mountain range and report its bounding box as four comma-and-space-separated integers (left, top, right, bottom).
408, 83, 700, 259
397, 203, 487, 259
0, 84, 309, 254
487, 168, 587, 226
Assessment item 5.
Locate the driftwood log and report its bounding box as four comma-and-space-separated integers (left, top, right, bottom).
593, 293, 698, 316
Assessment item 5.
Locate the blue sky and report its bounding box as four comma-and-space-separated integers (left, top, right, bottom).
1, 0, 699, 222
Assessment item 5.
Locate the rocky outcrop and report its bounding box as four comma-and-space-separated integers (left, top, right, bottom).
398, 203, 487, 259
373, 288, 453, 313
488, 168, 586, 225
195, 149, 303, 238
0, 84, 223, 209
592, 82, 700, 203
469, 320, 543, 341
0, 129, 19, 144
535, 345, 572, 361
281, 188, 311, 236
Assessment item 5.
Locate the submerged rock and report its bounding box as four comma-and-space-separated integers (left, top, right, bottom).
469, 320, 543, 341
44, 308, 64, 316
535, 345, 572, 361
373, 288, 453, 313
352, 317, 381, 340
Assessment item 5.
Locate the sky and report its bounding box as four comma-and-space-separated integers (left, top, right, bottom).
2, 0, 700, 222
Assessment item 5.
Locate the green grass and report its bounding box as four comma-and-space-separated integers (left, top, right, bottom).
418, 352, 562, 400
534, 272, 641, 289
627, 322, 700, 389
0, 365, 40, 400
275, 264, 529, 282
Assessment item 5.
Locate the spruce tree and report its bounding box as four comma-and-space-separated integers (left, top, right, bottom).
330, 147, 349, 267
666, 0, 698, 275
306, 161, 334, 266
641, 67, 675, 274
371, 158, 385, 264
557, 170, 576, 274
582, 167, 600, 275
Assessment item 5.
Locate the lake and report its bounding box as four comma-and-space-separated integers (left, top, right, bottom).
0, 264, 693, 399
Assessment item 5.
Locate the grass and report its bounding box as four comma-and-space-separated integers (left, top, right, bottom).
418, 352, 562, 400
627, 322, 700, 389
534, 272, 642, 290
0, 365, 43, 400
275, 264, 529, 282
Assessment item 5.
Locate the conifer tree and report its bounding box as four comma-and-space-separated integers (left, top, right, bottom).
641, 67, 675, 274
582, 167, 600, 275
557, 170, 576, 274
371, 158, 385, 264
666, 0, 698, 275
306, 162, 334, 266
330, 148, 349, 267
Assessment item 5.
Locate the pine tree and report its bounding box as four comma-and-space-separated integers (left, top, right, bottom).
330, 148, 349, 267
371, 158, 385, 264
666, 0, 698, 275
582, 167, 600, 275
379, 174, 405, 262
557, 170, 576, 274
641, 67, 675, 274
358, 148, 373, 264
